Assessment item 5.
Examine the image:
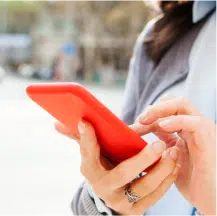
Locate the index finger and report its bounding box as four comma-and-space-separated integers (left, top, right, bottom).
138, 97, 201, 125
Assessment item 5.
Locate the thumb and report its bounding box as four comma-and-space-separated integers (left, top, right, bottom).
54, 121, 79, 140
78, 120, 100, 163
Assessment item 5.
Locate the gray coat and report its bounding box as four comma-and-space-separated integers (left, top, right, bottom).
71, 10, 216, 216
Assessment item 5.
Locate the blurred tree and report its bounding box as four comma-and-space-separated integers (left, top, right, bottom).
104, 1, 153, 36
71, 1, 153, 38
4, 0, 45, 12
67, 1, 155, 79
1, 1, 155, 81
0, 1, 43, 33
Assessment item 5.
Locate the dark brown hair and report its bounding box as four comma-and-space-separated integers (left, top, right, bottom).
145, 1, 194, 64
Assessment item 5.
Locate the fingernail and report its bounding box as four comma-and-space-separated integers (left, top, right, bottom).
170, 147, 179, 160
139, 106, 151, 123
78, 121, 85, 135
173, 164, 181, 175
159, 120, 172, 128
162, 150, 168, 159
152, 141, 166, 154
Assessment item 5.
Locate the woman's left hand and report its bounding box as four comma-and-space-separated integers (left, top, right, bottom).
133, 96, 216, 215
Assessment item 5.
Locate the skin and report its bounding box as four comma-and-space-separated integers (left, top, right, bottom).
55, 96, 216, 215
55, 122, 180, 215
134, 95, 216, 215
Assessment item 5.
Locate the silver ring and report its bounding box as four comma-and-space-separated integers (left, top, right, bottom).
124, 185, 140, 203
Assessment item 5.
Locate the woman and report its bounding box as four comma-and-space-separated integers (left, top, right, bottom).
55, 1, 216, 215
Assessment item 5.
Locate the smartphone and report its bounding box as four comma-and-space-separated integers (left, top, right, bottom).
26, 83, 148, 166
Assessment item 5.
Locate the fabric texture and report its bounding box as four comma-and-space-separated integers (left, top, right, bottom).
71, 182, 104, 215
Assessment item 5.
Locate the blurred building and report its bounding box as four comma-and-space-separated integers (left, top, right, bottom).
0, 34, 32, 68
0, 1, 37, 71
0, 1, 155, 83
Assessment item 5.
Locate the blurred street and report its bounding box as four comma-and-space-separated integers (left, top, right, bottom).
0, 75, 124, 215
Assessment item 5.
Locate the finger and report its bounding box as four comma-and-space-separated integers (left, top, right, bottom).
130, 146, 179, 198
130, 118, 169, 135
54, 121, 79, 140
153, 131, 179, 148
78, 120, 101, 165
134, 95, 176, 123
130, 121, 179, 148
133, 164, 180, 212
131, 119, 177, 137
106, 140, 166, 189
135, 94, 176, 123
158, 115, 210, 152
129, 122, 155, 135
138, 97, 200, 125
78, 121, 107, 183
158, 115, 202, 133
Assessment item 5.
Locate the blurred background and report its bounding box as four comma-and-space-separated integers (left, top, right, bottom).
0, 1, 155, 215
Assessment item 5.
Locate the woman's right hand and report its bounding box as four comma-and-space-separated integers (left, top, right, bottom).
55, 120, 180, 215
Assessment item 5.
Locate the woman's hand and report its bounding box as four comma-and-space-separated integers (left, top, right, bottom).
135, 96, 216, 215
55, 121, 180, 215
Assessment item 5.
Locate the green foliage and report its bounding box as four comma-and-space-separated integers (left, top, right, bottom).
2, 1, 43, 13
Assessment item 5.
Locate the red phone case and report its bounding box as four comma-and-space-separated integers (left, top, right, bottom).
26, 83, 148, 166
